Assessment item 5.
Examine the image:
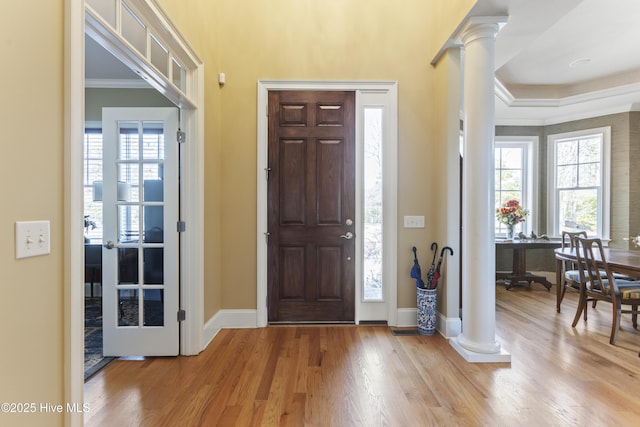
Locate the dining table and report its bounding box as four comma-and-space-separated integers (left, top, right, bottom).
554, 246, 640, 305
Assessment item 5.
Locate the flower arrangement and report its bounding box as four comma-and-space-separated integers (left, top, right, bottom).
496, 199, 528, 226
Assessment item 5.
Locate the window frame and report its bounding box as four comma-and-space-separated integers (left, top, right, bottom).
494, 136, 538, 237
546, 126, 611, 239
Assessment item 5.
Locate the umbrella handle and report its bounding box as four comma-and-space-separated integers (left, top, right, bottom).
430, 242, 438, 264
440, 246, 454, 256
412, 246, 418, 260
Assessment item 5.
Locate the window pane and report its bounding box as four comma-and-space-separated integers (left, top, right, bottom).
495, 143, 528, 235
363, 108, 383, 301
501, 169, 522, 191
578, 163, 600, 187
118, 288, 139, 326
87, 0, 117, 28
143, 289, 164, 326
579, 138, 600, 163
150, 34, 168, 77
121, 1, 147, 56
84, 130, 104, 242
557, 141, 577, 165
557, 165, 577, 188
118, 122, 140, 160
172, 58, 186, 92
558, 188, 598, 236
500, 148, 522, 169
142, 122, 164, 160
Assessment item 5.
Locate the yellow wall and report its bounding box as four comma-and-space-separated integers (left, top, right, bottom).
157, 0, 224, 320
0, 1, 473, 424
159, 0, 477, 312
215, 0, 437, 309
0, 1, 65, 426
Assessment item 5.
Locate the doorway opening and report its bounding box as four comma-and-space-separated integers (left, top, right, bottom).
67, 0, 205, 414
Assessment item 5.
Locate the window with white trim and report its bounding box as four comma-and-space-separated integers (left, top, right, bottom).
547, 127, 610, 238
494, 137, 537, 236
84, 128, 103, 242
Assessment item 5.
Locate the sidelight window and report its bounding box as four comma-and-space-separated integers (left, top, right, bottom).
363, 107, 383, 301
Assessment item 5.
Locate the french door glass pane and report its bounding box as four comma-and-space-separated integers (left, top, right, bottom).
118, 248, 138, 285
118, 205, 139, 243
118, 289, 139, 327
118, 163, 139, 202
363, 107, 383, 301
143, 290, 164, 326
144, 248, 164, 284
142, 122, 164, 160
118, 122, 140, 160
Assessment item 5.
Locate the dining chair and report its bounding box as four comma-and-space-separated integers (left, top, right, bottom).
557, 230, 588, 312
572, 237, 640, 345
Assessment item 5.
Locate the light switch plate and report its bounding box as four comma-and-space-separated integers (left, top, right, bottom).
403, 215, 425, 228
16, 220, 51, 259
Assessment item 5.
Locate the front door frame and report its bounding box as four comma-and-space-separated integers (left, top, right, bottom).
257, 80, 398, 327
65, 0, 204, 424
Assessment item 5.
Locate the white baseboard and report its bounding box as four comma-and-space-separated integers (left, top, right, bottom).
202, 309, 258, 349
396, 308, 461, 338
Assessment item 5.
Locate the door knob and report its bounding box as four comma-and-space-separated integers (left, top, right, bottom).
340, 232, 354, 240
104, 240, 115, 249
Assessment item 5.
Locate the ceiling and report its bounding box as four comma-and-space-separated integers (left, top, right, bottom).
490, 0, 640, 125
85, 0, 640, 126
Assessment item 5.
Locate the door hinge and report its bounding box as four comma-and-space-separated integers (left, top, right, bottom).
177, 130, 186, 144
177, 221, 186, 232
264, 167, 272, 180
264, 231, 271, 243
177, 309, 186, 322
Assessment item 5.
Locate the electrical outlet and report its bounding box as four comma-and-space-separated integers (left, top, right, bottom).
403, 215, 425, 228
16, 220, 51, 259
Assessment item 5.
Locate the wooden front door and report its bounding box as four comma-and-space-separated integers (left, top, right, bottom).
267, 90, 355, 322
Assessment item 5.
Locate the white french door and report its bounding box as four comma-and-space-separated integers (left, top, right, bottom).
102, 107, 179, 356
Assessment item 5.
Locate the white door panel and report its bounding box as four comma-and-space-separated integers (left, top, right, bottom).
102, 107, 179, 356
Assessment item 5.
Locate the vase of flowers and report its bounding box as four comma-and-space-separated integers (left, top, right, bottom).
496, 199, 528, 239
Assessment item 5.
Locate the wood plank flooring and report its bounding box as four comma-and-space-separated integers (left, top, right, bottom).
84, 284, 640, 426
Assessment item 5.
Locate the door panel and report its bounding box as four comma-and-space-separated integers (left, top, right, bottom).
102, 107, 179, 356
268, 91, 355, 322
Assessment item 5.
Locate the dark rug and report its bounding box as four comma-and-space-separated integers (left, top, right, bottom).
85, 298, 114, 380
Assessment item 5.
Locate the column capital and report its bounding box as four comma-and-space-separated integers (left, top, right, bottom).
456, 16, 507, 45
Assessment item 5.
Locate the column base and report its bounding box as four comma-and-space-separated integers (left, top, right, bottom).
450, 336, 511, 363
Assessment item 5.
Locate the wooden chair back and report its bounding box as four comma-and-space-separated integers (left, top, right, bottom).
574, 237, 611, 295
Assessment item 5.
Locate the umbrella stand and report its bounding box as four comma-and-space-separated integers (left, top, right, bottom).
418, 245, 454, 335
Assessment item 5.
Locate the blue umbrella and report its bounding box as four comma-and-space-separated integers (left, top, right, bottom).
411, 246, 426, 289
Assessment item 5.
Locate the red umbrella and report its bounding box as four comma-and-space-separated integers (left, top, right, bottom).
429, 246, 454, 289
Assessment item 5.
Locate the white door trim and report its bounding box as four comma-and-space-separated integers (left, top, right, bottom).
256, 80, 398, 327
66, 1, 204, 424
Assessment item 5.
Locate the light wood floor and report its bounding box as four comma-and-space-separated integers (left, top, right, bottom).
84, 284, 640, 426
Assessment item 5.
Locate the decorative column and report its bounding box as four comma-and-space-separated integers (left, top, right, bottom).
450, 18, 510, 362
